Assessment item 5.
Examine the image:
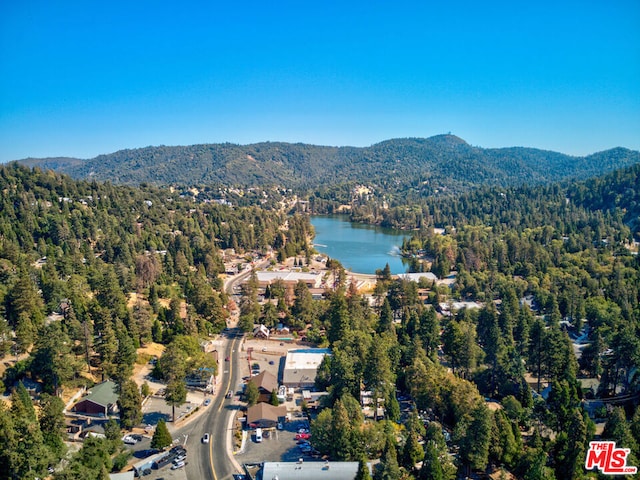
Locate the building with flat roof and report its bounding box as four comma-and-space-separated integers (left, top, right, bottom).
282, 348, 331, 389
256, 271, 322, 289
397, 272, 438, 283
261, 461, 370, 480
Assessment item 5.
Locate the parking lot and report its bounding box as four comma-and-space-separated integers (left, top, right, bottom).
236, 416, 318, 464
232, 337, 326, 464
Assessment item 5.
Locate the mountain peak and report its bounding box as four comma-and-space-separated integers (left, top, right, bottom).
427, 133, 469, 145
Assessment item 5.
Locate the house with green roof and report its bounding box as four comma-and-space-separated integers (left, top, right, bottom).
73, 380, 119, 416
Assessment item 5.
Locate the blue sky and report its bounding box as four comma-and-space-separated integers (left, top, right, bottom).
1, 0, 639, 161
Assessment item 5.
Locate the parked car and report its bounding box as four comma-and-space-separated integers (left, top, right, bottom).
295, 433, 311, 440
226, 391, 233, 398
170, 445, 186, 455
171, 460, 185, 470
204, 398, 211, 406
122, 435, 137, 445
202, 433, 210, 444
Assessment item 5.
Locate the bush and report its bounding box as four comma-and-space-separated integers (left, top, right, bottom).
112, 451, 132, 472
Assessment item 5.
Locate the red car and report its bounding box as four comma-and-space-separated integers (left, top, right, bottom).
295, 433, 311, 440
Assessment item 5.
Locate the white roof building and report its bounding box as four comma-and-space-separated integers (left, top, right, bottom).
282, 348, 331, 388
261, 461, 369, 480
256, 271, 322, 289
396, 272, 438, 283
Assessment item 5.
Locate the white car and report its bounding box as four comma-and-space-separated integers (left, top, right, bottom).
202, 433, 210, 444
171, 460, 185, 470
122, 435, 137, 445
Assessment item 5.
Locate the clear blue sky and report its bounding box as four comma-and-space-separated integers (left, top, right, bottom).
1, 0, 639, 161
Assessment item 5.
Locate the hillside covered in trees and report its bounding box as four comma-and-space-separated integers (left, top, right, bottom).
0, 163, 312, 479
0, 161, 639, 479
18, 135, 640, 197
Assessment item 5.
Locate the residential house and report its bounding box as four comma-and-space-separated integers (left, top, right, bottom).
253, 324, 270, 339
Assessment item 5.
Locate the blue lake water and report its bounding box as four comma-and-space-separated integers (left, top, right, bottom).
310, 216, 410, 274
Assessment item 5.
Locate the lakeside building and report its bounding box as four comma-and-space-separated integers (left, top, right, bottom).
256, 271, 322, 289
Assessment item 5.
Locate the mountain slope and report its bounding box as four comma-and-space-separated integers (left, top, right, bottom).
16, 135, 640, 193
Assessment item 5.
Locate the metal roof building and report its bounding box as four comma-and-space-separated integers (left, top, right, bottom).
73, 381, 119, 416
261, 461, 369, 480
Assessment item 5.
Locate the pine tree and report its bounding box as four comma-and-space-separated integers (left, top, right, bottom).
456, 403, 492, 474
39, 393, 66, 459
165, 379, 187, 421
245, 381, 259, 407
419, 441, 444, 480
118, 379, 143, 430
355, 457, 372, 480
375, 434, 400, 480
151, 419, 172, 450
330, 399, 353, 461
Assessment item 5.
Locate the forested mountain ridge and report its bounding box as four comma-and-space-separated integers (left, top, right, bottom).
17, 135, 640, 193
1, 161, 640, 479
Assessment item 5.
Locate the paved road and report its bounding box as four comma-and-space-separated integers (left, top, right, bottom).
179, 261, 270, 479
176, 327, 242, 480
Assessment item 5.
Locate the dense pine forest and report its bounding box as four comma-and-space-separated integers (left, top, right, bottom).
0, 161, 639, 479
0, 163, 312, 479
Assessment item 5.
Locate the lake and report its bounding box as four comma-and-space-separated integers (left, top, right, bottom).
310, 216, 410, 274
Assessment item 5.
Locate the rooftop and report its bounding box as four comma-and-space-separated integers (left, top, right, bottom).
248, 370, 279, 393
81, 380, 118, 407
256, 271, 321, 284
261, 461, 368, 480
396, 272, 438, 282
246, 402, 287, 425
284, 349, 331, 371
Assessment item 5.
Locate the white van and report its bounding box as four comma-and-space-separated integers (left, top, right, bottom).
255, 428, 263, 443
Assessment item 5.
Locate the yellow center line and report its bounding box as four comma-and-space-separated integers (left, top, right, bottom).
211, 334, 239, 480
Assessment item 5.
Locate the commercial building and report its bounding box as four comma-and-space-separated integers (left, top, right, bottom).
246, 402, 287, 429
260, 461, 370, 480
281, 348, 331, 389
256, 271, 323, 289
73, 381, 119, 417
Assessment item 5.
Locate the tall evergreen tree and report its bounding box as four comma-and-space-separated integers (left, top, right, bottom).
118, 379, 143, 430
151, 419, 172, 450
